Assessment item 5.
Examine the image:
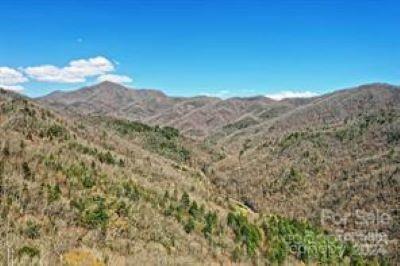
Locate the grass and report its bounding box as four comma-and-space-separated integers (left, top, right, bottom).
62, 249, 104, 266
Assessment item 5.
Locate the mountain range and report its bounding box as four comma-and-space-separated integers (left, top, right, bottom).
0, 82, 399, 265
38, 81, 312, 137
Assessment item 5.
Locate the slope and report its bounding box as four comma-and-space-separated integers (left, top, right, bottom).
0, 88, 369, 265
208, 84, 400, 262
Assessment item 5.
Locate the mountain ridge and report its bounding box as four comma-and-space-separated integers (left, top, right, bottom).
1, 81, 399, 264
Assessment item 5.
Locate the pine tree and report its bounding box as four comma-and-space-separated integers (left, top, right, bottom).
2, 141, 10, 156
22, 162, 32, 180
180, 192, 190, 209
189, 201, 199, 218
184, 217, 195, 233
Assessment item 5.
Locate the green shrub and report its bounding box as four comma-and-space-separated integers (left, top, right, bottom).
2, 141, 10, 156
64, 163, 95, 189
262, 215, 358, 264
227, 212, 261, 256
81, 197, 109, 229
22, 162, 32, 180
109, 119, 152, 134
158, 126, 180, 140
47, 184, 61, 203
43, 154, 63, 171
146, 135, 190, 162
175, 205, 184, 223
70, 198, 86, 212
164, 203, 175, 216
180, 192, 190, 209
46, 124, 68, 139
189, 201, 200, 219
68, 142, 98, 156
121, 181, 140, 201
115, 200, 129, 217
202, 211, 218, 238
184, 217, 195, 233
81, 174, 95, 188
97, 151, 116, 165
18, 246, 40, 258
24, 220, 40, 239
387, 130, 400, 143
223, 117, 258, 131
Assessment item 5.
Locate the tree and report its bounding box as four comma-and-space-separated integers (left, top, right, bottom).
81, 175, 95, 188
22, 162, 32, 180
180, 192, 190, 209
47, 184, 61, 203
189, 201, 199, 218
163, 190, 170, 200
203, 211, 218, 238
184, 217, 195, 233
24, 220, 40, 239
0, 160, 4, 178
160, 190, 170, 207
2, 141, 10, 156
20, 140, 25, 150
82, 197, 109, 229
199, 204, 205, 216
227, 212, 261, 256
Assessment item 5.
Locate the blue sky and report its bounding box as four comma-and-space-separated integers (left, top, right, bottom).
0, 0, 399, 98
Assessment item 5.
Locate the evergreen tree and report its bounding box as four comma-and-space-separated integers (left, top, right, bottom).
189, 201, 199, 218
180, 192, 190, 209
184, 217, 195, 233
22, 162, 32, 180
2, 141, 10, 156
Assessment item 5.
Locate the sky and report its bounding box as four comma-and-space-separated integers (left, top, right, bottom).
0, 0, 399, 98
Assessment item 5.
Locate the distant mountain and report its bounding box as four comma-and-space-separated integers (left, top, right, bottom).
0, 87, 28, 101
38, 81, 312, 137
37, 81, 178, 120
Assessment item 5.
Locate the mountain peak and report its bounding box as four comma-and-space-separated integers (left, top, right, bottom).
84, 81, 130, 92
97, 80, 120, 86
94, 80, 131, 89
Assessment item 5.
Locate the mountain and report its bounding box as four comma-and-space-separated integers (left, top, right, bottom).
38, 81, 310, 137
1, 83, 399, 265
38, 81, 179, 120
0, 87, 232, 265
207, 83, 400, 262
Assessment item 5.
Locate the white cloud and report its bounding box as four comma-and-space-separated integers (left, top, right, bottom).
0, 67, 28, 85
25, 65, 85, 83
265, 91, 318, 100
96, 74, 132, 84
201, 89, 232, 98
25, 56, 115, 83
0, 67, 27, 92
0, 85, 25, 92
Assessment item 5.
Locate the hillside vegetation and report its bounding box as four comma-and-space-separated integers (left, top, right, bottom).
1, 83, 399, 265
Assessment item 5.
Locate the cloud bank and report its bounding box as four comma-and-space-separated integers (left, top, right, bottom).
0, 56, 133, 92
24, 56, 116, 83
0, 67, 28, 91
201, 89, 232, 98
97, 74, 133, 84
265, 91, 318, 100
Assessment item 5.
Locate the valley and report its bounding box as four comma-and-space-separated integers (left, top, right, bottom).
0, 82, 399, 265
